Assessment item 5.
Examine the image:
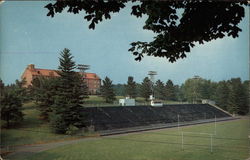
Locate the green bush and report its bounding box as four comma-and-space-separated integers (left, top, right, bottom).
50, 114, 67, 134
66, 125, 79, 135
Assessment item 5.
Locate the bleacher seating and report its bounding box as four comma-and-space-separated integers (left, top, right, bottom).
82, 104, 231, 131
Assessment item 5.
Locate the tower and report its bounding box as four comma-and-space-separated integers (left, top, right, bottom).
77, 64, 90, 76
148, 71, 157, 98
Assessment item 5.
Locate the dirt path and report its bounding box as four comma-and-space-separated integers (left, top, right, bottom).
4, 117, 244, 160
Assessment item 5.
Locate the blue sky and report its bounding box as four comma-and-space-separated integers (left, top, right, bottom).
0, 1, 249, 85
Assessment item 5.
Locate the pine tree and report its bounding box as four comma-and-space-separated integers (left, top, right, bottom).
0, 92, 23, 128
32, 77, 59, 121
140, 77, 152, 101
51, 48, 88, 134
113, 84, 126, 96
154, 80, 166, 100
5, 79, 29, 102
125, 76, 137, 98
100, 77, 116, 103
165, 79, 176, 101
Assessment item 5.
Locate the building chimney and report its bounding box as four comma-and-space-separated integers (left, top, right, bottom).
28, 64, 35, 70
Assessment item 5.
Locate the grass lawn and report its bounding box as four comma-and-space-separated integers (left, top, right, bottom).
15, 118, 249, 160
1, 102, 83, 147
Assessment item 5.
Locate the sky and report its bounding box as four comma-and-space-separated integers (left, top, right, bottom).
0, 1, 249, 85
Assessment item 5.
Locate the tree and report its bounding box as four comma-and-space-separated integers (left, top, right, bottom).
207, 81, 218, 101
0, 79, 4, 97
243, 80, 250, 114
215, 81, 230, 110
140, 77, 152, 101
183, 77, 202, 103
174, 84, 182, 101
100, 77, 116, 103
165, 79, 176, 101
0, 79, 24, 128
51, 48, 88, 134
0, 92, 23, 128
199, 80, 211, 99
45, 1, 247, 62
227, 78, 248, 115
154, 80, 166, 100
31, 77, 59, 121
113, 84, 126, 96
125, 76, 137, 98
177, 84, 186, 102
4, 79, 29, 102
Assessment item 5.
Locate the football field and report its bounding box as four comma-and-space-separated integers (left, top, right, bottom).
13, 118, 249, 160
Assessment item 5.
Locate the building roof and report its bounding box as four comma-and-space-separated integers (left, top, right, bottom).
80, 72, 100, 80
31, 68, 60, 77
24, 64, 100, 80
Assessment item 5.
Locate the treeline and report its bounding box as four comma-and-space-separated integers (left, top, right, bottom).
0, 48, 249, 133
113, 76, 249, 115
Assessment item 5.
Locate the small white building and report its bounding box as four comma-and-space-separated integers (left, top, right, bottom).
119, 97, 135, 106
149, 95, 163, 107
202, 99, 215, 105
151, 100, 163, 107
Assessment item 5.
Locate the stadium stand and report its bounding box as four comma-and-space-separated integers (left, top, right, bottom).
83, 104, 231, 131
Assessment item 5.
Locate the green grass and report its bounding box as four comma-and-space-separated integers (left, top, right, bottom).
1, 102, 81, 147
14, 119, 249, 160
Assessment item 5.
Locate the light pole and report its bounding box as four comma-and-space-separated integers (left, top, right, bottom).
148, 71, 157, 99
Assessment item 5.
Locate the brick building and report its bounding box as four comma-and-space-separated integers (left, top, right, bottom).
21, 64, 101, 94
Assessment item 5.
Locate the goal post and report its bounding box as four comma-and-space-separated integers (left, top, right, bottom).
178, 114, 217, 153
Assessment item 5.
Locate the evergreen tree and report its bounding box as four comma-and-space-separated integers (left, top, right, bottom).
165, 79, 176, 101
51, 48, 88, 134
0, 79, 4, 97
154, 80, 166, 100
100, 77, 116, 103
0, 92, 23, 128
113, 84, 126, 96
140, 77, 152, 101
5, 79, 29, 102
125, 76, 137, 98
32, 77, 59, 121
199, 80, 217, 100
215, 81, 230, 111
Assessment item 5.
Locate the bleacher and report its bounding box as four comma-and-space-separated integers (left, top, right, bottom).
83, 104, 231, 131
